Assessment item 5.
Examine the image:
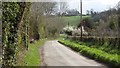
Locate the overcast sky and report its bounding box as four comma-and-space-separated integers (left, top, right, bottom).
3, 0, 120, 14
66, 0, 120, 14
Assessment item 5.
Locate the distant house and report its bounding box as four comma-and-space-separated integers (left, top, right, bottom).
43, 9, 80, 16
62, 9, 80, 16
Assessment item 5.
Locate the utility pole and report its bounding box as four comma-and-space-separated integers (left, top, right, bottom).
80, 0, 83, 41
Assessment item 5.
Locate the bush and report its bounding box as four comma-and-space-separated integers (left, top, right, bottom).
67, 36, 120, 50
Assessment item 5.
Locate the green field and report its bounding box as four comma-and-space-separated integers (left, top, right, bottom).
62, 16, 90, 26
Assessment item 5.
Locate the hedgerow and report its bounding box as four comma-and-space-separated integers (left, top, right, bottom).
2, 2, 31, 66
67, 36, 120, 54
58, 39, 120, 66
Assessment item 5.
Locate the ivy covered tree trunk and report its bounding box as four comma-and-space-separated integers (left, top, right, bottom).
2, 2, 29, 66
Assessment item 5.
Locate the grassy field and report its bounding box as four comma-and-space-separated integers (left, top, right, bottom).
62, 16, 90, 26
21, 39, 47, 66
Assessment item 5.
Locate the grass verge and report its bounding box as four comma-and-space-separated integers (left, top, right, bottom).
58, 39, 120, 66
22, 39, 47, 66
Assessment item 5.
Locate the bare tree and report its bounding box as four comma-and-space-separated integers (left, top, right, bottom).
29, 2, 67, 38
45, 16, 65, 37
58, 2, 68, 15
29, 2, 57, 40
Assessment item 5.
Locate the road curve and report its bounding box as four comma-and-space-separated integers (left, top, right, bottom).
40, 40, 107, 67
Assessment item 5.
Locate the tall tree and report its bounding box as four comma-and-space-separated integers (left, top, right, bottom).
58, 2, 68, 15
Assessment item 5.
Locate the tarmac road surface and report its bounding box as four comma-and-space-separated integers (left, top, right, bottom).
40, 40, 107, 67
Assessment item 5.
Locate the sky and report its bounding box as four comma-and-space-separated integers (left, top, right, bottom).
67, 0, 120, 14
3, 0, 120, 14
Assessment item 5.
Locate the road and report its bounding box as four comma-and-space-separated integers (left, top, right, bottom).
40, 40, 107, 67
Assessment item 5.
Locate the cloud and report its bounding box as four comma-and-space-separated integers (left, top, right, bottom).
67, 0, 120, 14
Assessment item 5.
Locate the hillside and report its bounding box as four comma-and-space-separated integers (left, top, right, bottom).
62, 16, 90, 26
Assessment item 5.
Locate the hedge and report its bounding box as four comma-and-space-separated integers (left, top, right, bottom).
58, 39, 120, 66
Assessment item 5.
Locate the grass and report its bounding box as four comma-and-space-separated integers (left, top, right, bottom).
73, 40, 120, 54
22, 39, 47, 66
62, 16, 90, 26
58, 39, 120, 66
